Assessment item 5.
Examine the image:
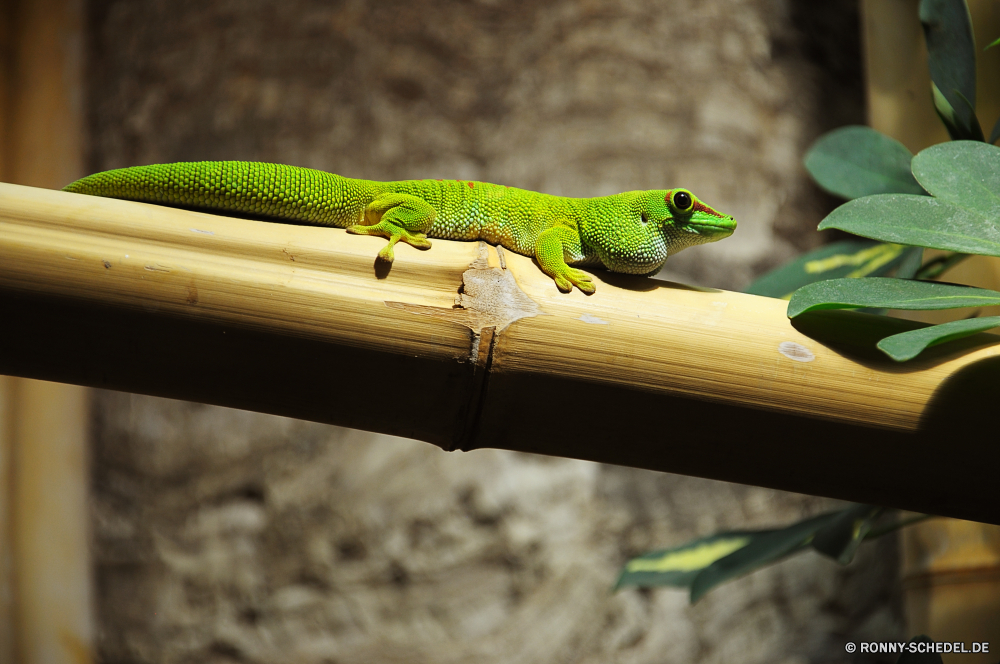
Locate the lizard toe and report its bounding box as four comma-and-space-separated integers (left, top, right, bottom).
568, 269, 596, 294
553, 275, 574, 293
377, 244, 396, 263
404, 233, 432, 250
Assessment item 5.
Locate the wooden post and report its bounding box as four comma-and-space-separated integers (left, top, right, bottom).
901, 518, 1000, 663
0, 0, 93, 662
0, 376, 16, 664
0, 1, 14, 657
8, 382, 91, 664
861, 0, 1000, 654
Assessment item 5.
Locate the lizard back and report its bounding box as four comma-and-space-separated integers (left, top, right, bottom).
64, 161, 578, 257
379, 178, 580, 256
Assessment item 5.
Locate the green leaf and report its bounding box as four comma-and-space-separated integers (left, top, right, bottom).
911, 141, 1000, 217
689, 511, 839, 602
986, 36, 1000, 50
931, 81, 965, 140
896, 636, 944, 664
787, 278, 1000, 318
990, 116, 1000, 145
614, 532, 762, 590
745, 240, 913, 299
818, 194, 1000, 257
896, 247, 925, 279
955, 90, 986, 142
877, 315, 1000, 360
931, 82, 984, 141
811, 504, 883, 565
804, 126, 925, 199
920, 0, 979, 137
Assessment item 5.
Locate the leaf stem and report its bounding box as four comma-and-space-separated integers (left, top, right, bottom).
864, 513, 933, 540
914, 252, 971, 280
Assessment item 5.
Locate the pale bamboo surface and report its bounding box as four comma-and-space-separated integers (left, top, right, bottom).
2, 181, 999, 522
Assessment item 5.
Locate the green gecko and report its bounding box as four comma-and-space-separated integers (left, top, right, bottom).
63, 161, 736, 293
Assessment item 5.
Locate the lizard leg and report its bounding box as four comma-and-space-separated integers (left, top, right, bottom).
535, 226, 595, 294
347, 193, 435, 262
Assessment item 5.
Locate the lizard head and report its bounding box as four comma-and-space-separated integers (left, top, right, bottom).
579, 188, 736, 276
656, 189, 736, 255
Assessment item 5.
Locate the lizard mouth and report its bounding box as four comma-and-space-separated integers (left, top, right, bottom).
688, 215, 736, 238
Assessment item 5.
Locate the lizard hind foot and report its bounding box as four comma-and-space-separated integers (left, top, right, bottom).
553, 267, 595, 294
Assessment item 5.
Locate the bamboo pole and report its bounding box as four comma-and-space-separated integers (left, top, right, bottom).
2, 183, 998, 523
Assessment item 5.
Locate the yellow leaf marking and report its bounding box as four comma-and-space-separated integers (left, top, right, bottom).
625, 537, 751, 573
804, 243, 904, 277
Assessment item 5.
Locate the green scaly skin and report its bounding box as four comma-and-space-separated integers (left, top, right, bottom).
63, 161, 736, 293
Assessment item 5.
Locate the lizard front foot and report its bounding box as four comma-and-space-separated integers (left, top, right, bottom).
535, 225, 596, 294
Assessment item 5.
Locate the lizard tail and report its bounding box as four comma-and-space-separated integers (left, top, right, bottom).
63, 161, 369, 228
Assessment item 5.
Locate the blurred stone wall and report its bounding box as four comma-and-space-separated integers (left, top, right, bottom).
84, 0, 904, 662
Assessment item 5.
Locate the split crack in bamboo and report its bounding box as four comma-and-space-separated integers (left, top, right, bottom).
386, 242, 546, 450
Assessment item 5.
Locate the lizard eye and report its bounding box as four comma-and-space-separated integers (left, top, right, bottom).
671, 190, 693, 212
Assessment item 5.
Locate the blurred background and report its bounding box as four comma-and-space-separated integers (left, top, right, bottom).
1, 0, 997, 662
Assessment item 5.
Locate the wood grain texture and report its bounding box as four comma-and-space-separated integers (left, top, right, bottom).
1, 182, 998, 522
